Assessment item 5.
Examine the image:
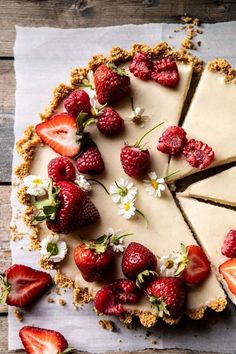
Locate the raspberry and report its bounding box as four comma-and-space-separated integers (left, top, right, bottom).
157, 126, 187, 156
97, 107, 124, 135
120, 146, 150, 178
129, 52, 153, 80
221, 230, 236, 258
48, 157, 76, 182
183, 139, 215, 169
64, 89, 91, 117
151, 58, 179, 87
76, 146, 105, 174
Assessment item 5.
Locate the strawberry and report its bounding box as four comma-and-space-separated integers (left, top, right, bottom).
147, 277, 186, 318
157, 126, 187, 156
94, 279, 139, 316
72, 195, 100, 227
97, 107, 124, 135
48, 156, 76, 182
122, 242, 157, 285
19, 326, 70, 354
151, 58, 180, 87
219, 259, 236, 295
129, 52, 153, 80
120, 123, 163, 178
64, 89, 91, 117
35, 113, 80, 158
94, 63, 130, 105
183, 139, 215, 169
181, 245, 211, 285
76, 146, 104, 174
221, 230, 236, 258
0, 264, 52, 308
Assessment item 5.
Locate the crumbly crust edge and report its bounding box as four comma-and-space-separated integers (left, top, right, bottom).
207, 58, 236, 83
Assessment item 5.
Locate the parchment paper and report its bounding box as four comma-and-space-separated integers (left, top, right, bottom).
9, 23, 236, 353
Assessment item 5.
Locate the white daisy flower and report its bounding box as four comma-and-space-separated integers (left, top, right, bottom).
107, 228, 126, 253
158, 254, 180, 277
74, 174, 92, 192
23, 175, 50, 197
40, 235, 68, 263
109, 178, 137, 203
118, 197, 136, 219
143, 172, 166, 198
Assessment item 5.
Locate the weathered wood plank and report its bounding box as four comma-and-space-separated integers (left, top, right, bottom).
1, 0, 236, 57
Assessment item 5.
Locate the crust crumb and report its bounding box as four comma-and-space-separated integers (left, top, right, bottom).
138, 312, 158, 328
207, 59, 236, 83
14, 309, 24, 322
73, 282, 93, 307
47, 297, 55, 303
58, 298, 66, 306
88, 54, 107, 71
208, 297, 227, 312
187, 306, 206, 320
39, 256, 56, 270
181, 15, 200, 26
54, 270, 74, 289
10, 224, 25, 241
108, 46, 132, 63
119, 312, 134, 328
163, 316, 180, 325
98, 319, 115, 332
28, 227, 41, 251
17, 186, 31, 206
70, 67, 88, 88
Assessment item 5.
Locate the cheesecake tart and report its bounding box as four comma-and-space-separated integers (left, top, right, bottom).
7, 42, 229, 329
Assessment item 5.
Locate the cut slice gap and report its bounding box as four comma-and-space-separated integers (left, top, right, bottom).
177, 195, 236, 306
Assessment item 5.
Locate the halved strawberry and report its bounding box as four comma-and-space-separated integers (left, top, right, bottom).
35, 113, 80, 157
0, 264, 52, 308
219, 259, 236, 295
19, 326, 70, 354
181, 245, 211, 285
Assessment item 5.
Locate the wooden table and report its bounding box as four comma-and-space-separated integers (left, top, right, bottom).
1, 1, 235, 352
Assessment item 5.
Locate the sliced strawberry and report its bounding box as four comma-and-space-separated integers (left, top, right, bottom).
181, 245, 211, 285
219, 259, 236, 295
35, 113, 80, 157
19, 326, 69, 354
1, 264, 52, 308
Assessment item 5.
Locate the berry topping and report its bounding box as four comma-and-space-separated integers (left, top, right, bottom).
35, 113, 80, 158
157, 126, 187, 156
76, 146, 105, 174
183, 139, 215, 169
147, 277, 186, 318
97, 107, 124, 135
72, 195, 100, 228
64, 89, 91, 117
219, 259, 236, 295
122, 242, 157, 281
48, 156, 76, 182
94, 279, 139, 316
19, 326, 69, 354
129, 52, 153, 80
94, 63, 130, 105
181, 245, 211, 285
151, 58, 180, 87
0, 264, 52, 308
221, 230, 236, 258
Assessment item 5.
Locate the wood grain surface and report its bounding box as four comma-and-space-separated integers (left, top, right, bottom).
0, 1, 235, 352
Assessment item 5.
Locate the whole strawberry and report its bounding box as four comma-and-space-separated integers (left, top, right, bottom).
129, 52, 153, 80
76, 146, 105, 174
183, 139, 215, 169
147, 277, 186, 318
157, 126, 187, 156
94, 63, 130, 105
72, 195, 100, 228
122, 242, 157, 286
120, 123, 163, 178
94, 279, 139, 316
48, 156, 76, 182
97, 107, 124, 135
64, 89, 91, 117
152, 58, 180, 87
221, 230, 236, 258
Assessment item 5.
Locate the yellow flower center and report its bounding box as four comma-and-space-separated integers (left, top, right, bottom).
151, 179, 158, 190
124, 201, 131, 211
32, 178, 43, 185
165, 259, 174, 269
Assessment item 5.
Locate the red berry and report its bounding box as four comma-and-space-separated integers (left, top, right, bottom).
97, 107, 124, 135
152, 58, 179, 87
120, 146, 150, 178
94, 279, 139, 316
76, 146, 105, 174
183, 139, 215, 169
64, 89, 91, 117
129, 52, 153, 80
221, 230, 236, 258
219, 259, 236, 295
94, 63, 130, 105
181, 245, 211, 285
72, 195, 100, 227
122, 242, 157, 279
147, 277, 186, 318
157, 126, 187, 156
48, 156, 76, 182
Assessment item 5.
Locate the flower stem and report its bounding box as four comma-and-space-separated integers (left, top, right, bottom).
136, 209, 149, 228
87, 179, 110, 195
163, 170, 180, 181
78, 83, 93, 89
131, 97, 135, 112
136, 122, 165, 146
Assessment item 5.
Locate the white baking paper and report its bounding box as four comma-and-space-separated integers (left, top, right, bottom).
9, 23, 236, 352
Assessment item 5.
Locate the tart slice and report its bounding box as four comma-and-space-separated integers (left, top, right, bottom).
167, 59, 236, 181
177, 195, 236, 305
180, 167, 236, 207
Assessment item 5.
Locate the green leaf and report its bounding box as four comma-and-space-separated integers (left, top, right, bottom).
61, 348, 76, 354
0, 274, 11, 305
136, 270, 158, 288
107, 62, 129, 77
148, 296, 170, 318
175, 243, 189, 276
